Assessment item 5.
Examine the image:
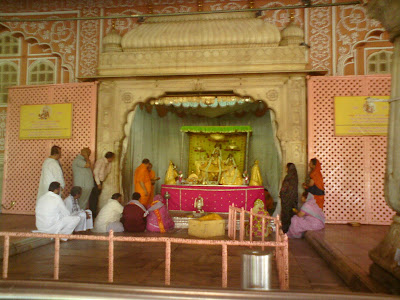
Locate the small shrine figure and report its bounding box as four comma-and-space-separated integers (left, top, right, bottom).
249, 160, 263, 186
187, 171, 199, 184
199, 145, 224, 184
243, 170, 249, 185
220, 154, 243, 185
165, 160, 178, 185
178, 171, 184, 184
194, 196, 204, 213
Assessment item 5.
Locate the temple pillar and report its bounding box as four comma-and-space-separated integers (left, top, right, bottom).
367, 0, 400, 293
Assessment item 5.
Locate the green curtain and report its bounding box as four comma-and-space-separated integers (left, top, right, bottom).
122, 108, 282, 203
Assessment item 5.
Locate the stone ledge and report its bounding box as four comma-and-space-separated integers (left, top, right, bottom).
304, 230, 389, 294
0, 237, 53, 259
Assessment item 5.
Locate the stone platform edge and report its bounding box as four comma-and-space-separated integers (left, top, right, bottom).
304, 230, 388, 294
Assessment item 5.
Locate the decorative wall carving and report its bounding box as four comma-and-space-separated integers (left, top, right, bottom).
1, 15, 77, 78
98, 46, 307, 76
0, 108, 6, 153
1, 1, 391, 78
336, 4, 386, 75
309, 0, 331, 73
79, 7, 100, 77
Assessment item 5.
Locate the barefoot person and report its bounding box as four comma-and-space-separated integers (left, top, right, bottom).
148, 163, 160, 206
303, 158, 325, 209
93, 193, 124, 233
89, 151, 115, 218
72, 148, 94, 209
64, 186, 93, 232
134, 159, 152, 207
37, 146, 65, 201
35, 182, 80, 235
287, 192, 325, 238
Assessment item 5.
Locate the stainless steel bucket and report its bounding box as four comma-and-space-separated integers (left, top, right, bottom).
241, 250, 273, 290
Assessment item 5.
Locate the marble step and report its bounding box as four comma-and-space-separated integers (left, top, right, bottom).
304, 230, 389, 294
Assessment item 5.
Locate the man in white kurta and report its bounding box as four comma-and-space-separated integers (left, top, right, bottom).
35, 182, 80, 235
92, 193, 124, 233
64, 186, 93, 232
37, 146, 65, 202
89, 151, 115, 218
72, 148, 95, 209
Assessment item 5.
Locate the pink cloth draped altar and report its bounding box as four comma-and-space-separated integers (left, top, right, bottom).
161, 184, 265, 212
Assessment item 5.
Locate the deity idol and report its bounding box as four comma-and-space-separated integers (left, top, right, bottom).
220, 154, 243, 185
249, 160, 263, 186
165, 160, 179, 185
199, 145, 225, 184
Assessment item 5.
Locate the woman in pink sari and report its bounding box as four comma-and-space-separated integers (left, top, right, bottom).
146, 195, 175, 232
287, 192, 325, 238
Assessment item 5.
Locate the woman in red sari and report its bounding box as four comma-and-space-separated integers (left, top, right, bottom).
303, 158, 325, 209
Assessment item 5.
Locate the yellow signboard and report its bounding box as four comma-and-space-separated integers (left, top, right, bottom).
19, 103, 72, 139
334, 96, 389, 136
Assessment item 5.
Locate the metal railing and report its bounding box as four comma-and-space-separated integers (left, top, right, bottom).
0, 227, 288, 289
228, 204, 289, 289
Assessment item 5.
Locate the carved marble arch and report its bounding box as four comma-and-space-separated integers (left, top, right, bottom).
118, 91, 284, 194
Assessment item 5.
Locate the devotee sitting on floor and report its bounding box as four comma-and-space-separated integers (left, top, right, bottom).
121, 192, 149, 232
134, 158, 152, 207
280, 163, 298, 233
89, 151, 115, 218
64, 186, 93, 232
92, 193, 124, 233
146, 195, 175, 233
287, 192, 325, 239
37, 145, 65, 201
35, 181, 80, 237
303, 158, 325, 209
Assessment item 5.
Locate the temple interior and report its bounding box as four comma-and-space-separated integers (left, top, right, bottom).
0, 0, 399, 298
123, 98, 282, 202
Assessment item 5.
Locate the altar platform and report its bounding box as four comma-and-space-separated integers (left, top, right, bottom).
161, 184, 265, 213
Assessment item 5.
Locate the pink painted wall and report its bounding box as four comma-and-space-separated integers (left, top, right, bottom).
2, 82, 97, 214
308, 75, 395, 225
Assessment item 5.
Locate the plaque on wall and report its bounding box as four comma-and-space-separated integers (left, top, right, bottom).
334, 96, 389, 136
19, 103, 73, 139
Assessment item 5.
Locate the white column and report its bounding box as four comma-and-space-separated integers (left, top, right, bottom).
368, 0, 400, 285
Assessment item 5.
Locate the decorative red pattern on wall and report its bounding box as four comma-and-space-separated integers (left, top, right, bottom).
2, 82, 97, 215
0, 107, 6, 155
0, 0, 391, 78
307, 75, 395, 225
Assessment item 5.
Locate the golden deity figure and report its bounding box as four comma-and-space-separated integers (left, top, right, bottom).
165, 160, 179, 185
199, 146, 227, 184
187, 171, 199, 184
220, 154, 243, 185
249, 160, 263, 186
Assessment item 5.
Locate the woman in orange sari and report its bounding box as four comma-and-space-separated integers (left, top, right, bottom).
303, 158, 325, 209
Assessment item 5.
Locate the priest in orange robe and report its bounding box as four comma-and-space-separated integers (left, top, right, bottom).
134, 159, 152, 207
148, 163, 160, 205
